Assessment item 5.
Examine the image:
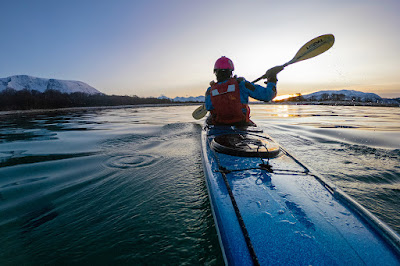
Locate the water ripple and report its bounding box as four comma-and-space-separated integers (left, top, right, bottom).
104, 154, 161, 169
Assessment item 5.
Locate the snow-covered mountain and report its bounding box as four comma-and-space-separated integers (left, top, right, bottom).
159, 90, 399, 105
0, 75, 102, 95
302, 90, 382, 102
172, 96, 205, 102
158, 95, 205, 102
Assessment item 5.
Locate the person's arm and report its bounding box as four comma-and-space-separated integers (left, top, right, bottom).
239, 66, 283, 102
205, 86, 213, 110
239, 80, 277, 102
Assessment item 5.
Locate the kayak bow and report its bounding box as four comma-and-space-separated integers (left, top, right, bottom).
201, 124, 400, 265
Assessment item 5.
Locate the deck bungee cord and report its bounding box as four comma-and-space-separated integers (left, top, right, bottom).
206, 124, 310, 175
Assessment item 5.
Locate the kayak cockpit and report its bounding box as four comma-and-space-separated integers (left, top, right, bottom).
211, 133, 280, 158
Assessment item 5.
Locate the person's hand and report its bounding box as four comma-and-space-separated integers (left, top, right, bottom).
265, 65, 284, 76
263, 65, 284, 82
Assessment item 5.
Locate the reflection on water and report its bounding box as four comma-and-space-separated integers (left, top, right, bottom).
253, 104, 400, 132
0, 104, 399, 264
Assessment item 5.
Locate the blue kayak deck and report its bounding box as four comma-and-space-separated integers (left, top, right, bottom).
201, 126, 400, 265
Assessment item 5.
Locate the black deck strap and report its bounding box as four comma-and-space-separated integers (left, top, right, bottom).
279, 148, 310, 174
217, 166, 231, 174
259, 163, 273, 173
220, 169, 261, 266
207, 137, 260, 266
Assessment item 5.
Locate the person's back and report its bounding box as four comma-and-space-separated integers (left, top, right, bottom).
205, 56, 283, 126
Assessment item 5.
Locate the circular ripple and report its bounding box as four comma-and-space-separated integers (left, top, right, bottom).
105, 154, 159, 169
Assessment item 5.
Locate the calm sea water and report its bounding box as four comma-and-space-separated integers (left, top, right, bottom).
0, 104, 399, 265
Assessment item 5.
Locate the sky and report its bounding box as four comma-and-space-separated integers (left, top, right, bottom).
1, 0, 399, 98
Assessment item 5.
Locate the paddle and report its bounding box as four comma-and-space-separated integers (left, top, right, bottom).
192, 34, 335, 120
192, 104, 208, 120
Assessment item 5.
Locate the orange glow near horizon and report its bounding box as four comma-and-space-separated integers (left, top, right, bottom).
273, 94, 300, 101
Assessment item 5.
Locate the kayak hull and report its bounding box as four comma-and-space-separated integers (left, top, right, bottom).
201, 125, 400, 265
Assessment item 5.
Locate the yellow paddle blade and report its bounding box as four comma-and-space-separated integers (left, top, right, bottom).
285, 34, 335, 66
192, 104, 208, 120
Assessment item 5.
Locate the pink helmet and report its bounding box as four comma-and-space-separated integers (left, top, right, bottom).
214, 56, 234, 71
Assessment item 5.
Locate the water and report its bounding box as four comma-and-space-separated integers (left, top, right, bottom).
0, 104, 399, 265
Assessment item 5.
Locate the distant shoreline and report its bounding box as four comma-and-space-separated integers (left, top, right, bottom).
0, 103, 199, 117
1, 101, 398, 117
265, 100, 400, 107
256, 101, 400, 107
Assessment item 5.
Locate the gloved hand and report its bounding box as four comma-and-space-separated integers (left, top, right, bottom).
263, 65, 284, 83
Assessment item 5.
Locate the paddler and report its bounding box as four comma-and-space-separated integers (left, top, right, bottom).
205, 56, 283, 126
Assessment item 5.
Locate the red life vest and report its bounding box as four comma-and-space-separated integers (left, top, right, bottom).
210, 78, 250, 125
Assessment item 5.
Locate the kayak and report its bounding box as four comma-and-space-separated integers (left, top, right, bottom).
201, 124, 400, 265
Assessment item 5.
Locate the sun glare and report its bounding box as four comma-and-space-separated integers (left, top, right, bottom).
273, 94, 299, 101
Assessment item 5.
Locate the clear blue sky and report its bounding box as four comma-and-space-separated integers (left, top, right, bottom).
1, 0, 399, 98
